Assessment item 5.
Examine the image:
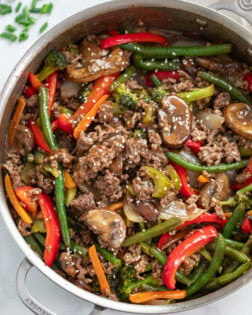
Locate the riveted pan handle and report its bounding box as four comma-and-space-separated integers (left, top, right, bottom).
210, 0, 252, 25
16, 258, 106, 315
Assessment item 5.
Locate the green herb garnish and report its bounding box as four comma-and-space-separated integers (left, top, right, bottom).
0, 32, 17, 42
0, 4, 12, 15
39, 22, 48, 33
15, 2, 22, 13
5, 25, 17, 33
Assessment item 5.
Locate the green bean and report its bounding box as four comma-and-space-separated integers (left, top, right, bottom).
197, 71, 250, 103
189, 260, 208, 285
25, 235, 43, 257
198, 248, 212, 263
177, 84, 214, 103
222, 203, 246, 238
133, 54, 180, 71
142, 284, 167, 291
166, 151, 248, 173
39, 86, 70, 247
95, 243, 122, 268
187, 234, 225, 297
120, 43, 232, 59
151, 74, 162, 87
110, 66, 137, 91
122, 217, 182, 247
140, 242, 191, 286
224, 239, 245, 250
205, 261, 251, 291
237, 183, 252, 195
242, 234, 252, 256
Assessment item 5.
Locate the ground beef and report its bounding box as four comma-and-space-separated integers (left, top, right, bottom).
124, 138, 149, 167
70, 192, 96, 215
235, 171, 251, 184
234, 135, 252, 150
144, 149, 168, 169
123, 244, 142, 264
213, 92, 231, 109
160, 190, 177, 208
179, 254, 200, 276
45, 148, 74, 168
195, 96, 211, 110
36, 170, 54, 193
148, 129, 162, 151
151, 260, 163, 283
25, 94, 38, 110
76, 131, 95, 154
3, 149, 25, 189
17, 219, 31, 237
58, 134, 75, 152
97, 101, 114, 123
134, 255, 150, 276
198, 134, 240, 165
126, 79, 143, 90
95, 170, 122, 202
123, 111, 141, 129
132, 176, 154, 201
165, 79, 194, 93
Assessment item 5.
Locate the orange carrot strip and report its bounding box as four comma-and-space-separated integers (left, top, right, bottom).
224, 212, 232, 219
4, 174, 32, 224
247, 210, 252, 217
73, 95, 109, 139
8, 97, 26, 146
197, 175, 210, 184
89, 245, 111, 296
129, 290, 186, 304
108, 202, 124, 211
63, 170, 76, 189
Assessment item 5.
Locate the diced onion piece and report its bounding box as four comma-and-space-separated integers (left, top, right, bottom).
60, 81, 81, 99
124, 202, 144, 223
159, 201, 205, 221
197, 110, 225, 130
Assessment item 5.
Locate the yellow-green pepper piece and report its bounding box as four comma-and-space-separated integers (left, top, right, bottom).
65, 186, 77, 207
239, 146, 252, 157
31, 219, 47, 233
143, 102, 155, 124
142, 166, 171, 199
166, 165, 182, 191
178, 84, 214, 103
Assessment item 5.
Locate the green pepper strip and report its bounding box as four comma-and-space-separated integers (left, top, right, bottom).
166, 151, 248, 173
123, 217, 183, 247
120, 43, 232, 59
133, 54, 180, 71
222, 203, 246, 239
95, 243, 122, 269
39, 86, 70, 247
140, 243, 191, 286
197, 71, 250, 104
177, 84, 214, 103
187, 234, 225, 297
205, 261, 251, 291
110, 66, 137, 92
25, 235, 43, 257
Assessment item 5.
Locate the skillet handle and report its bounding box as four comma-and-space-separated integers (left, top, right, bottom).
16, 258, 106, 315
16, 258, 57, 315
209, 0, 252, 25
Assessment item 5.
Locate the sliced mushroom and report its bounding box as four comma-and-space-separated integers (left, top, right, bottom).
14, 124, 34, 155
199, 173, 230, 209
158, 95, 192, 148
67, 45, 130, 83
84, 209, 126, 249
135, 200, 159, 222
81, 40, 106, 63
224, 103, 252, 140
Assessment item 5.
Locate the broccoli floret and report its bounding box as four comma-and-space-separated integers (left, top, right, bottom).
116, 265, 159, 301
151, 86, 167, 104
37, 50, 68, 81
113, 83, 138, 111
132, 129, 147, 139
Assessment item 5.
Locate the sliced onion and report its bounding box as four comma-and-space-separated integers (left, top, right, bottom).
180, 149, 200, 187
60, 81, 81, 100
197, 110, 225, 130
159, 200, 205, 221
123, 202, 144, 223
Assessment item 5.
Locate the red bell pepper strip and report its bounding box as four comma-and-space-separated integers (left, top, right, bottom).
163, 225, 218, 289
100, 32, 168, 49
55, 114, 73, 134
56, 73, 119, 133
15, 186, 39, 213
146, 70, 180, 86
244, 73, 252, 93
51, 119, 59, 131
38, 192, 60, 267
184, 138, 202, 154
157, 213, 227, 249
23, 86, 36, 98
171, 163, 198, 198
29, 72, 43, 90
241, 218, 252, 234
28, 119, 51, 153
231, 156, 252, 190
108, 30, 120, 36
45, 71, 58, 115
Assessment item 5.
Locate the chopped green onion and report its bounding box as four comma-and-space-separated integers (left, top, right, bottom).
39, 22, 48, 33
0, 4, 12, 15
6, 25, 17, 33
15, 7, 36, 27
0, 32, 17, 42
19, 31, 29, 42
31, 0, 39, 9
40, 3, 53, 14
15, 2, 22, 13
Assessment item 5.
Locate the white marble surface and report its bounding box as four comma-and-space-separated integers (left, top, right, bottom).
0, 0, 251, 314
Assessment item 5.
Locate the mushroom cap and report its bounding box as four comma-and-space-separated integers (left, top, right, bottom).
224, 103, 252, 140
158, 95, 192, 148
85, 209, 126, 249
